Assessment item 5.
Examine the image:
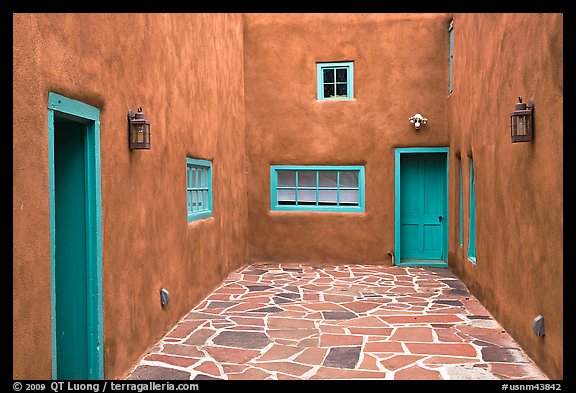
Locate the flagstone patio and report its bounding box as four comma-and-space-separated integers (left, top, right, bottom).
125, 263, 547, 380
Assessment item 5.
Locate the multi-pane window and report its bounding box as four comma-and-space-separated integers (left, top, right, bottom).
449, 20, 454, 93
186, 158, 212, 222
459, 158, 463, 247
468, 158, 476, 263
317, 61, 354, 100
271, 165, 365, 212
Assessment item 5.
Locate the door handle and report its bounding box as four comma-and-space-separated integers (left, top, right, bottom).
438, 216, 443, 222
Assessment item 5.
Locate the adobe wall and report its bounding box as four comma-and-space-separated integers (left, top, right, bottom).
13, 13, 248, 379
447, 13, 563, 379
243, 13, 452, 265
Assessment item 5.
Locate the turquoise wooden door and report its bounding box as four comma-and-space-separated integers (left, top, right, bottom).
399, 153, 446, 263
54, 118, 90, 379
48, 92, 104, 380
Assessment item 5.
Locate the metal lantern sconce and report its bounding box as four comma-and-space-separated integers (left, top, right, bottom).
510, 97, 534, 143
128, 107, 151, 149
409, 113, 428, 130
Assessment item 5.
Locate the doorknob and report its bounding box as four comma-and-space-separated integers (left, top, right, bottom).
438, 216, 443, 222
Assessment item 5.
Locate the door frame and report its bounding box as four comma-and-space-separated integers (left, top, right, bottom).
48, 92, 104, 379
394, 147, 449, 267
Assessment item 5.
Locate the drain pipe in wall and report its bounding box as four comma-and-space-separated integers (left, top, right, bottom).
388, 251, 394, 265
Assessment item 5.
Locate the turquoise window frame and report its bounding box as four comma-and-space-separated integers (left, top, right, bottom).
270, 165, 365, 212
459, 159, 463, 247
449, 20, 454, 94
186, 158, 213, 222
316, 61, 354, 100
468, 158, 476, 263
47, 92, 104, 379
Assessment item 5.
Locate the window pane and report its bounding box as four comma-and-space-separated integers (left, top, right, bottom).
190, 168, 196, 188
278, 170, 296, 187
191, 191, 197, 212
203, 190, 208, 211
336, 68, 347, 82
298, 170, 316, 187
340, 171, 359, 188
197, 191, 203, 210
323, 84, 335, 98
318, 171, 338, 187
336, 83, 347, 97
278, 189, 296, 205
339, 189, 359, 205
187, 191, 191, 210
318, 189, 338, 205
323, 68, 334, 83
298, 189, 316, 205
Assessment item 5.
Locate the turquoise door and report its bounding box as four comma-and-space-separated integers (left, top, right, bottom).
48, 93, 104, 380
399, 153, 447, 264
54, 117, 90, 379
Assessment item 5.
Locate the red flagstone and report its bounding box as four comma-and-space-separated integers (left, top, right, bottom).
204, 346, 261, 363
364, 341, 404, 353
303, 302, 348, 311
294, 347, 328, 365
193, 361, 221, 377
338, 316, 383, 327
318, 324, 347, 334
341, 301, 383, 313
268, 328, 318, 340
390, 327, 434, 342
228, 316, 265, 326
161, 344, 205, 358
382, 314, 464, 324
226, 302, 267, 312
395, 365, 443, 380
228, 367, 273, 380
255, 344, 304, 362
379, 354, 425, 371
144, 354, 201, 368
183, 328, 216, 346
320, 333, 364, 347
323, 294, 356, 303
435, 328, 464, 342
166, 320, 205, 339
311, 367, 387, 379
423, 356, 480, 365
358, 353, 381, 371
490, 363, 542, 379
267, 317, 316, 329
255, 361, 312, 377
406, 343, 477, 357
348, 327, 393, 336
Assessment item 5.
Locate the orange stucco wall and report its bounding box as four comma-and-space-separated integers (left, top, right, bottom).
243, 13, 452, 265
447, 13, 563, 379
13, 13, 248, 379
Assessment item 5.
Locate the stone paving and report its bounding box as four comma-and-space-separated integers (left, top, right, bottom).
125, 263, 548, 380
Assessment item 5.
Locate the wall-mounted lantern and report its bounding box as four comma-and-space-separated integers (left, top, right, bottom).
128, 107, 151, 149
510, 97, 534, 143
409, 113, 428, 130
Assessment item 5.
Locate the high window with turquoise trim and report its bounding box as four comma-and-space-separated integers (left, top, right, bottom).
271, 165, 365, 212
449, 20, 454, 94
468, 158, 476, 263
317, 61, 354, 100
186, 158, 213, 222
459, 158, 463, 247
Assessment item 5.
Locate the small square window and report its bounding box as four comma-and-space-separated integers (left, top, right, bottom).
186, 157, 213, 222
317, 61, 354, 100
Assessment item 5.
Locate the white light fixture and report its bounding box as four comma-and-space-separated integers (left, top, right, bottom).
409, 113, 428, 130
